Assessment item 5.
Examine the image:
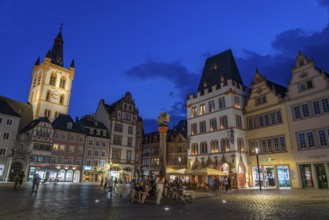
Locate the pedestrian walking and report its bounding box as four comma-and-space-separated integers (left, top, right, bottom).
213, 176, 220, 196
13, 173, 20, 189
18, 171, 25, 189
31, 174, 41, 193
107, 176, 114, 195
155, 171, 165, 205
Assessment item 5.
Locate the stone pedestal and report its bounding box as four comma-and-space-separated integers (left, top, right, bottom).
158, 125, 168, 177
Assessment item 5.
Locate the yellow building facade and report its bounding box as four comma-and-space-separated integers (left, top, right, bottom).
245, 71, 299, 189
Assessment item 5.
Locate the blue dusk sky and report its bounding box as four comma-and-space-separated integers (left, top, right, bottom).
1, 0, 329, 133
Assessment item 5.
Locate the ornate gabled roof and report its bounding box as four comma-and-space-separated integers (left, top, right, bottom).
197, 49, 243, 92
266, 80, 287, 98
0, 96, 33, 132
20, 117, 51, 133
52, 114, 84, 133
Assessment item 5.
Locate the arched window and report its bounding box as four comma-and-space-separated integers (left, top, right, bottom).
46, 90, 51, 101
221, 138, 230, 152
218, 97, 225, 109
192, 143, 198, 155
59, 94, 65, 104
60, 77, 66, 89
211, 140, 219, 153
200, 142, 208, 154
49, 73, 57, 86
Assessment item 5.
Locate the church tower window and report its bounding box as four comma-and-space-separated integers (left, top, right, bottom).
46, 90, 51, 101
59, 77, 66, 89
49, 73, 57, 86
59, 94, 65, 104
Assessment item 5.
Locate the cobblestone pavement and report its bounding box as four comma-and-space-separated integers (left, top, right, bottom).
0, 182, 328, 220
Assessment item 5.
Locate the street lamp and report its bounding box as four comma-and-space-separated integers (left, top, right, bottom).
255, 147, 262, 191
178, 157, 181, 169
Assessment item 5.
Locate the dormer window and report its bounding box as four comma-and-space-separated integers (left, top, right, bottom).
213, 64, 218, 70
255, 95, 267, 106
97, 130, 100, 135
67, 122, 72, 129
102, 130, 107, 136
89, 129, 94, 134
298, 80, 313, 92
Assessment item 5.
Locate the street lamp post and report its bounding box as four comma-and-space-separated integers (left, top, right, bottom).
255, 147, 262, 191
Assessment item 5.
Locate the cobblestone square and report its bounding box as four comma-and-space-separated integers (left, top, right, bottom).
0, 183, 329, 220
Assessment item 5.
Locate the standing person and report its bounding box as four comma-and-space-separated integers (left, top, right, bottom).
224, 175, 229, 192
103, 178, 108, 192
107, 176, 114, 195
155, 171, 165, 205
213, 176, 220, 196
13, 173, 20, 189
18, 171, 25, 189
114, 177, 118, 192
228, 176, 231, 191
31, 174, 41, 193
99, 176, 104, 189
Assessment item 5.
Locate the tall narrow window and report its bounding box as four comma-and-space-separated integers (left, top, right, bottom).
236, 115, 242, 129
313, 101, 321, 115
322, 98, 329, 113
293, 106, 301, 120
46, 90, 51, 101
301, 104, 309, 117
209, 100, 215, 112
59, 77, 66, 89
234, 96, 240, 108
200, 104, 205, 115
318, 130, 327, 146
59, 94, 65, 104
220, 116, 228, 129
298, 133, 306, 149
306, 131, 315, 148
49, 73, 57, 86
210, 118, 217, 131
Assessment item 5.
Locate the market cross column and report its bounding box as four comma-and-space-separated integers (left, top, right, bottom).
157, 112, 170, 177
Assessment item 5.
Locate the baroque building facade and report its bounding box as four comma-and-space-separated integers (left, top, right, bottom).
245, 70, 297, 189
285, 52, 329, 189
95, 92, 143, 182
187, 49, 249, 188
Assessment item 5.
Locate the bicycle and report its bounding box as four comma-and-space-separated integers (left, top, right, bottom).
167, 186, 193, 204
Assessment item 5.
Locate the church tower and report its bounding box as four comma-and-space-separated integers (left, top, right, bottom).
28, 27, 75, 121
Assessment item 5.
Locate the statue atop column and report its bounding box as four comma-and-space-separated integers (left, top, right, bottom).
157, 112, 170, 177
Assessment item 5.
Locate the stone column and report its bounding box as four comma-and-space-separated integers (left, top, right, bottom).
158, 125, 168, 177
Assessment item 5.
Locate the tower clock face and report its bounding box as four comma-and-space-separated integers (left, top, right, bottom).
52, 90, 60, 99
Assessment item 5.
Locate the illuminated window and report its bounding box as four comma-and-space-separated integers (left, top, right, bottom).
199, 121, 206, 133
234, 96, 240, 108
209, 118, 217, 131
211, 140, 219, 153
199, 104, 205, 115
191, 143, 198, 155
221, 138, 230, 152
191, 123, 197, 135
220, 116, 228, 129
209, 100, 215, 112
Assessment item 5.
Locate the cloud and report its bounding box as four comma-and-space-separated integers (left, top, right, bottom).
237, 23, 329, 87
124, 59, 198, 132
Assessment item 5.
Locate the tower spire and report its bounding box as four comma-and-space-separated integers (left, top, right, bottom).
48, 24, 64, 67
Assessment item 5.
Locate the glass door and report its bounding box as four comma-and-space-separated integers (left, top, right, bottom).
299, 164, 314, 188
264, 166, 275, 187
252, 166, 263, 187
315, 164, 328, 189
277, 165, 291, 187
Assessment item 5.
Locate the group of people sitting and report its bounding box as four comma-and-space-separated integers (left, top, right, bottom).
130, 173, 185, 204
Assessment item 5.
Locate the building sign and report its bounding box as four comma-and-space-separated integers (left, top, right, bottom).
84, 166, 92, 170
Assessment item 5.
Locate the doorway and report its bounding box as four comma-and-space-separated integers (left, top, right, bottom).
264, 166, 275, 187
315, 164, 328, 189
277, 165, 290, 187
299, 164, 314, 188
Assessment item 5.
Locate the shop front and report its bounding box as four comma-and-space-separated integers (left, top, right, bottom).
251, 164, 291, 188
83, 166, 104, 182
299, 163, 328, 189
29, 165, 81, 182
